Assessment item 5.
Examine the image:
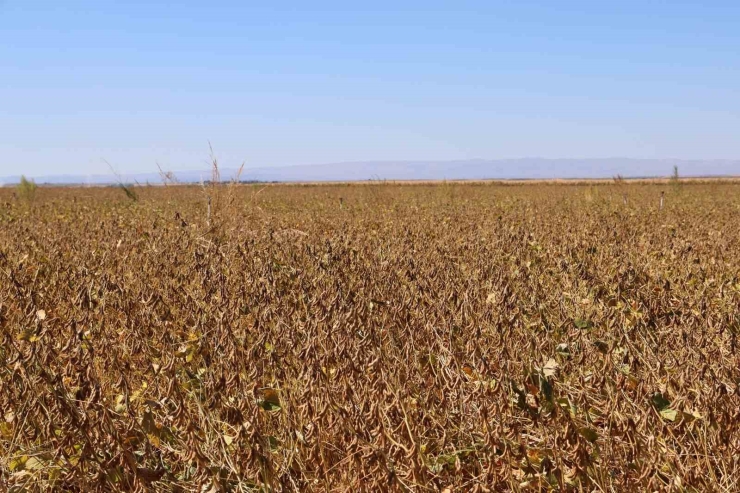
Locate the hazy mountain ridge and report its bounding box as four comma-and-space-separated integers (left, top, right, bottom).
4, 158, 739, 185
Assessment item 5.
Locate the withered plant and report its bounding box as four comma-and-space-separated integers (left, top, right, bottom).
1, 182, 739, 491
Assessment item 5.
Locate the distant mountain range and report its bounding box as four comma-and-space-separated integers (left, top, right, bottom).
3, 158, 739, 185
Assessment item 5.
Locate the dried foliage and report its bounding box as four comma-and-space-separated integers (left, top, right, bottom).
16, 176, 38, 202
1, 182, 739, 491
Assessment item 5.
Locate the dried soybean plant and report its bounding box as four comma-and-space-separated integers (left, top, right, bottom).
201, 143, 245, 233
0, 182, 739, 491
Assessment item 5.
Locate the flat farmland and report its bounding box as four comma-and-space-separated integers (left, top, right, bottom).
1, 182, 739, 491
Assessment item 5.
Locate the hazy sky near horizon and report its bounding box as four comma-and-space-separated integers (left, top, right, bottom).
2, 1, 740, 177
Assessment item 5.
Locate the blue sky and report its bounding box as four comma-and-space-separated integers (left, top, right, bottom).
2, 1, 739, 176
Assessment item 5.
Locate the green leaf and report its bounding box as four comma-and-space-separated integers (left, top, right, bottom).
267, 435, 280, 450
106, 466, 124, 483
25, 457, 44, 471
651, 392, 671, 411
0, 424, 10, 441
578, 427, 599, 443
9, 456, 27, 471
428, 452, 459, 473
593, 340, 609, 353
574, 319, 593, 330
660, 408, 678, 422
556, 397, 577, 418
141, 411, 158, 435
258, 389, 281, 412
555, 343, 570, 356
542, 358, 559, 377
259, 400, 281, 411
540, 375, 553, 403
510, 382, 529, 411
16, 328, 39, 342
114, 394, 127, 413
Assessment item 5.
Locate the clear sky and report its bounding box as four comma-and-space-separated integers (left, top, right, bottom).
2, 1, 739, 176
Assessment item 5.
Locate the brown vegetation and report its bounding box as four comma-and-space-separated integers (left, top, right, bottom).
1, 182, 739, 491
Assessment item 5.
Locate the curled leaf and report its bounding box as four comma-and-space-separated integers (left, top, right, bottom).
651, 392, 671, 411
578, 427, 599, 443
543, 358, 559, 377
258, 389, 281, 411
